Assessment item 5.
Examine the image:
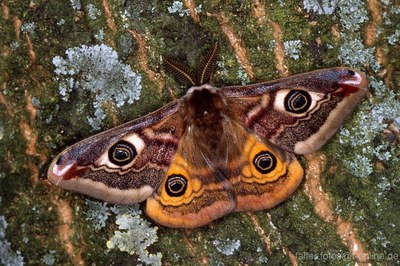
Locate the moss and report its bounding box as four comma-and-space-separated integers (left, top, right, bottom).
2, 184, 67, 264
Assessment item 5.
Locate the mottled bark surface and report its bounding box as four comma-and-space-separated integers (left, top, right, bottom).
1, 0, 399, 265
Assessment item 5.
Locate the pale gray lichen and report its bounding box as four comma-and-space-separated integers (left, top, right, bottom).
391, 6, 400, 14
94, 30, 105, 41
83, 201, 160, 264
194, 4, 202, 14
167, 1, 201, 16
212, 238, 241, 256
21, 22, 36, 34
335, 0, 390, 184
380, 0, 391, 6
69, 0, 81, 10
107, 205, 161, 266
87, 4, 101, 20
302, 0, 338, 15
338, 77, 400, 178
0, 216, 5, 239
278, 0, 286, 7
372, 230, 391, 248
257, 254, 269, 263
387, 29, 400, 45
57, 19, 65, 26
168, 1, 189, 16
84, 199, 110, 230
42, 250, 56, 265
52, 44, 142, 130
337, 0, 369, 31
237, 67, 250, 85
284, 40, 302, 60
268, 40, 276, 51
10, 42, 19, 50
338, 39, 379, 71
0, 215, 24, 266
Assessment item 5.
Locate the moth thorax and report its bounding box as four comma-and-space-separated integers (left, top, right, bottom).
182, 85, 227, 128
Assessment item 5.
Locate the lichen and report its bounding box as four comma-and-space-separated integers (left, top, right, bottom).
302, 0, 338, 15
20, 22, 36, 34
107, 205, 161, 266
338, 39, 379, 71
212, 238, 241, 256
69, 0, 81, 11
334, 0, 398, 180
387, 29, 400, 45
94, 30, 105, 41
167, 1, 202, 17
283, 40, 302, 60
52, 44, 142, 130
337, 0, 369, 31
84, 199, 110, 230
87, 4, 101, 20
237, 67, 250, 85
82, 200, 161, 264
336, 0, 379, 72
337, 77, 399, 178
42, 250, 56, 265
0, 215, 24, 266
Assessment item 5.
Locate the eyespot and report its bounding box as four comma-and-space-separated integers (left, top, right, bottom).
253, 151, 277, 174
165, 174, 187, 197
108, 140, 137, 166
284, 90, 312, 114
347, 69, 355, 76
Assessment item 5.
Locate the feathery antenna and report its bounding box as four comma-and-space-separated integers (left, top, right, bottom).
163, 43, 219, 87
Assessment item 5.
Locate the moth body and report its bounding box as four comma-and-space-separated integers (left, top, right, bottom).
48, 67, 368, 228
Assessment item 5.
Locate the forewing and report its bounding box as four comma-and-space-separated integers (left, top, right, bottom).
47, 101, 181, 204
222, 68, 368, 154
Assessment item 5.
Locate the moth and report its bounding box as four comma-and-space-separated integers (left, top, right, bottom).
48, 45, 368, 228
